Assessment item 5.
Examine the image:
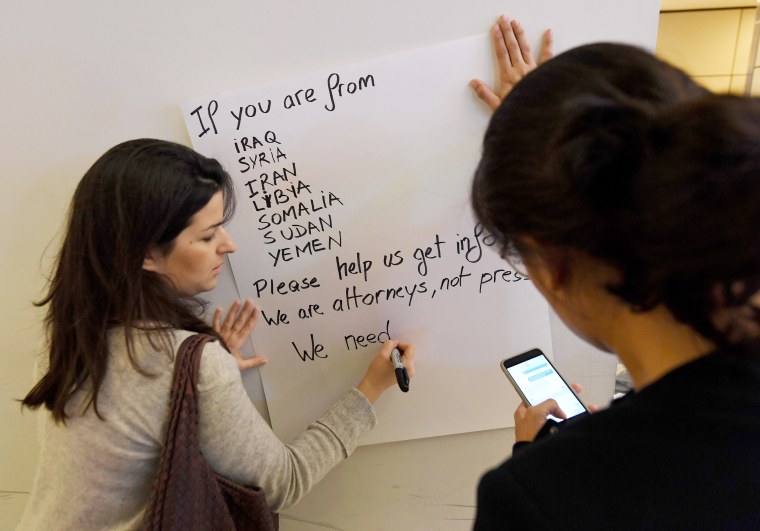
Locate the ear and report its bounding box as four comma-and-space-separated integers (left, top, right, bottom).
142, 248, 165, 274
518, 237, 572, 300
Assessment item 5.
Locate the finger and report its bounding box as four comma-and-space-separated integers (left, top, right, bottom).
239, 305, 259, 336
396, 342, 415, 376
492, 20, 510, 67
237, 355, 268, 371
553, 407, 567, 420
212, 307, 223, 332
538, 28, 553, 64
469, 79, 501, 110
570, 383, 583, 394
535, 398, 566, 420
396, 342, 415, 362
510, 19, 533, 65
379, 339, 400, 360
588, 404, 599, 413
526, 408, 550, 425
498, 15, 524, 67
514, 402, 528, 422
235, 299, 256, 331
222, 300, 241, 331
547, 401, 566, 419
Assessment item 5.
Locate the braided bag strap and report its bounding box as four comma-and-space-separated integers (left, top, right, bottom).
143, 334, 278, 530
143, 334, 236, 530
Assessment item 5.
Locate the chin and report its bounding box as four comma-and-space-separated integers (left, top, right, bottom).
202, 279, 218, 293
591, 340, 614, 353
185, 282, 217, 298
564, 322, 614, 354
579, 334, 614, 354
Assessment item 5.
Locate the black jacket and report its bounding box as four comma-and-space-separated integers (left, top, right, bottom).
475, 342, 760, 530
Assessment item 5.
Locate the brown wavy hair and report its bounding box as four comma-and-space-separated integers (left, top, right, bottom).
23, 139, 235, 421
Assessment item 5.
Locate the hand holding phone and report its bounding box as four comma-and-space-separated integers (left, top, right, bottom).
501, 348, 589, 423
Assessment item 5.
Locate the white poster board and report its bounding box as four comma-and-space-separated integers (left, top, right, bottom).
183, 34, 554, 444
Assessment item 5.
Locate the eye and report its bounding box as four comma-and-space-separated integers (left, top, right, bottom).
202, 231, 217, 242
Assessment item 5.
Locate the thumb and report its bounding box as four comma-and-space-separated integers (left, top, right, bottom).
236, 354, 268, 371
469, 79, 501, 110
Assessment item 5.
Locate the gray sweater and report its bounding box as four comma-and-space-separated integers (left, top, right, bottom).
17, 328, 377, 530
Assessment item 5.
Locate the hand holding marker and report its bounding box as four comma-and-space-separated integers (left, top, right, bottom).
391, 348, 410, 392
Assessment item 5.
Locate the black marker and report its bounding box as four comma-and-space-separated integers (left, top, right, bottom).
390, 348, 410, 392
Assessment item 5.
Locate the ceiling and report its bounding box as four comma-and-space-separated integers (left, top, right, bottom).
661, 0, 756, 9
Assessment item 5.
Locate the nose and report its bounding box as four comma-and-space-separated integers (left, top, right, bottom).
218, 227, 237, 254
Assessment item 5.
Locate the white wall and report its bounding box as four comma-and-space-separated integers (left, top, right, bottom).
0, 1, 657, 528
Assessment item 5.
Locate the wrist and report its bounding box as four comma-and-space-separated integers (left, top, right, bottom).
356, 377, 384, 405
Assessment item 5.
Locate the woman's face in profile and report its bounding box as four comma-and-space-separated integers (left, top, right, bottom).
144, 191, 236, 296
521, 249, 615, 355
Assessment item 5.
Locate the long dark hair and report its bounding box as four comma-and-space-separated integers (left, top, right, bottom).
472, 43, 760, 346
23, 139, 236, 421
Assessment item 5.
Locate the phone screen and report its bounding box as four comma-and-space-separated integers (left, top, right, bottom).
504, 353, 587, 421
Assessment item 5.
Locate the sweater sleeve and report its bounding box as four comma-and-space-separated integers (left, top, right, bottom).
195, 341, 377, 512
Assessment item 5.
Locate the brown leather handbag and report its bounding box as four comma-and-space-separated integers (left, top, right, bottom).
143, 334, 279, 530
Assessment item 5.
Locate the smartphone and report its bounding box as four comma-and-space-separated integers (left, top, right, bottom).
501, 348, 589, 422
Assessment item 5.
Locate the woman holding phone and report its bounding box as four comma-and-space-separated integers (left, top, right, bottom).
470, 15, 760, 529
